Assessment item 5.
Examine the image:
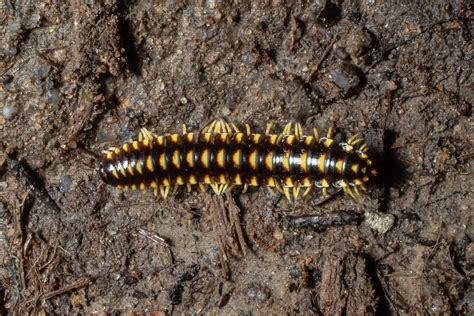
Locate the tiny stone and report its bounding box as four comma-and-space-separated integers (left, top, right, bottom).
385, 80, 398, 91
364, 211, 395, 234
180, 97, 188, 104
59, 175, 73, 191
273, 229, 284, 240
2, 105, 19, 120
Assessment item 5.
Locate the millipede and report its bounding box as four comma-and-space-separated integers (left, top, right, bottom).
99, 120, 377, 200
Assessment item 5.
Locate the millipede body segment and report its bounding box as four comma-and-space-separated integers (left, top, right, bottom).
99, 120, 377, 200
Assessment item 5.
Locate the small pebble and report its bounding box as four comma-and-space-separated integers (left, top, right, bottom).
180, 97, 188, 104
273, 229, 284, 240
329, 63, 362, 92
59, 175, 73, 191
364, 211, 395, 234
2, 105, 19, 120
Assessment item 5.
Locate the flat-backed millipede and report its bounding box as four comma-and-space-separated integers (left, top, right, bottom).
99, 120, 377, 200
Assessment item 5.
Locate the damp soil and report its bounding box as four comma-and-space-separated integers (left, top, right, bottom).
0, 1, 472, 314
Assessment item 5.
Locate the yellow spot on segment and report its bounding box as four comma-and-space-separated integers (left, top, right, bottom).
159, 153, 167, 170
140, 183, 146, 190
284, 177, 294, 187
249, 150, 258, 170
202, 133, 211, 143
111, 167, 119, 179
232, 150, 241, 168
106, 152, 113, 160
172, 150, 180, 169
131, 184, 137, 190
170, 134, 179, 143
186, 150, 195, 167
324, 139, 333, 148
119, 163, 127, 176
361, 167, 367, 173
186, 133, 194, 143
132, 141, 139, 150
266, 177, 276, 187
216, 149, 226, 168
219, 174, 227, 184
300, 152, 308, 172
122, 143, 129, 152
146, 155, 154, 172
136, 159, 143, 175
150, 181, 158, 188
264, 152, 273, 171
249, 176, 258, 186
351, 164, 359, 174
268, 135, 278, 144
336, 159, 344, 174
114, 148, 120, 154
156, 136, 164, 145
318, 153, 326, 173
218, 133, 228, 143
354, 179, 363, 185
127, 164, 134, 176
234, 174, 242, 184
201, 149, 210, 168
235, 133, 244, 143
252, 134, 261, 144
359, 153, 368, 159
143, 138, 150, 147
175, 176, 185, 185
302, 177, 312, 187
203, 174, 212, 184
162, 178, 170, 186
285, 135, 295, 145
188, 174, 197, 184
304, 136, 314, 145
282, 150, 291, 172
363, 176, 369, 182
321, 178, 329, 187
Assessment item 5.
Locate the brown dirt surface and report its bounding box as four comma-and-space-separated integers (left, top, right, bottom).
0, 1, 472, 314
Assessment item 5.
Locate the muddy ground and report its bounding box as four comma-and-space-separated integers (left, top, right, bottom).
0, 0, 472, 315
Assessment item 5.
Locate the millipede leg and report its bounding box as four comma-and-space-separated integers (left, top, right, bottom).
282, 122, 292, 135
293, 184, 301, 199
182, 124, 188, 134
283, 187, 292, 201
265, 122, 273, 135
303, 186, 312, 197
322, 187, 328, 198
245, 124, 252, 135
295, 123, 303, 139
313, 128, 319, 140
231, 123, 240, 133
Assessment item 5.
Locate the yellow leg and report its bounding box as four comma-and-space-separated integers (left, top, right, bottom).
326, 127, 334, 139
282, 122, 292, 135
283, 187, 292, 201
313, 128, 319, 141
245, 123, 252, 135
295, 123, 303, 139
182, 124, 187, 134
303, 186, 312, 197
265, 123, 273, 135
293, 184, 301, 199
231, 123, 240, 133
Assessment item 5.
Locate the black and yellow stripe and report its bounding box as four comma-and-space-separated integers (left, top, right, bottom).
99, 123, 376, 199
